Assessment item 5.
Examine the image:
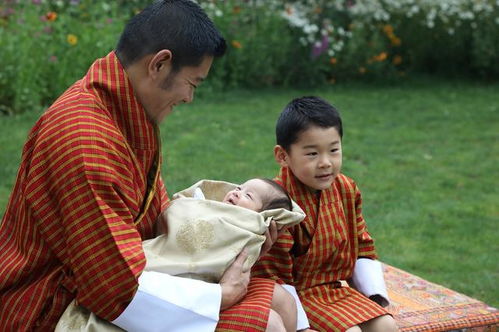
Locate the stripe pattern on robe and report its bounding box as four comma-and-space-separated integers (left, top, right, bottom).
216, 277, 275, 331
0, 51, 168, 331
253, 167, 387, 331
0, 51, 273, 331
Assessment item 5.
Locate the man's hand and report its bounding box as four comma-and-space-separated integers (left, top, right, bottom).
220, 248, 250, 310
259, 219, 287, 258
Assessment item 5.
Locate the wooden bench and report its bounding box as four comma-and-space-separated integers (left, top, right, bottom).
383, 264, 498, 331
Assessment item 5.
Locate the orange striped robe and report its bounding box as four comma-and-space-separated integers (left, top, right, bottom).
253, 167, 388, 331
0, 51, 273, 331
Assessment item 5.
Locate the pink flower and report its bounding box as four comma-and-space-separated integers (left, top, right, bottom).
311, 34, 329, 59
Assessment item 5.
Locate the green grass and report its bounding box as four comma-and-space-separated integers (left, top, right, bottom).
1, 78, 498, 307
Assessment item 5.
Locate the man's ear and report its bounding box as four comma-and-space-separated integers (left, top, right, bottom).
274, 145, 289, 167
147, 49, 173, 80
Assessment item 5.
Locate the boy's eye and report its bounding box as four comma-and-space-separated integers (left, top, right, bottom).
306, 152, 317, 156
331, 148, 339, 153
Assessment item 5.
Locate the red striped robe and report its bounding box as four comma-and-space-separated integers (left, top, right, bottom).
253, 167, 387, 331
0, 51, 272, 331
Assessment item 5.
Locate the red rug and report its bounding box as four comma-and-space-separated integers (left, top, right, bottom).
384, 264, 498, 331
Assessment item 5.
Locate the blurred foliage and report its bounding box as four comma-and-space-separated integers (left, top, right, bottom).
1, 0, 498, 114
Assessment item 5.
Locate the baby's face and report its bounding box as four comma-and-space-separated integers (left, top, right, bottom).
222, 179, 269, 211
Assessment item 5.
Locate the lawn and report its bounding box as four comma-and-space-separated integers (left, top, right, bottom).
0, 78, 498, 307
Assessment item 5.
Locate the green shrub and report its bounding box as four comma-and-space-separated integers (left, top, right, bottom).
1, 0, 498, 114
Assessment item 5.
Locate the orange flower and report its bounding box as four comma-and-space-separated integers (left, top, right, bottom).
390, 37, 401, 46
375, 52, 387, 61
233, 6, 241, 14
383, 25, 393, 35
393, 55, 402, 65
329, 57, 337, 65
46, 11, 57, 21
67, 34, 78, 46
231, 40, 242, 49
359, 67, 366, 74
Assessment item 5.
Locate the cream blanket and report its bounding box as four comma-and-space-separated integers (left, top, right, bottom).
56, 179, 305, 331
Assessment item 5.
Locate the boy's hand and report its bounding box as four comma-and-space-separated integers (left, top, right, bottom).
220, 248, 250, 310
260, 219, 287, 258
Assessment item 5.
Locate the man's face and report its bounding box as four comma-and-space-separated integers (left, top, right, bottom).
277, 125, 342, 191
222, 179, 270, 211
142, 55, 213, 124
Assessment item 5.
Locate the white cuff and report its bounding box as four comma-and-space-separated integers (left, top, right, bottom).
351, 258, 390, 307
112, 271, 221, 332
281, 284, 310, 331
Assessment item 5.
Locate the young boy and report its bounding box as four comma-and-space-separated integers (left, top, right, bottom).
56, 178, 304, 332
253, 97, 398, 332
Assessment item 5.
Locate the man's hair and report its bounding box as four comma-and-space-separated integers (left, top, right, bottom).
276, 96, 343, 151
116, 0, 226, 69
259, 178, 293, 211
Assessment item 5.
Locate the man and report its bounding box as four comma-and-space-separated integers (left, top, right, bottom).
0, 1, 279, 331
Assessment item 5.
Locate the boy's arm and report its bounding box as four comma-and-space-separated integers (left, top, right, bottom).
353, 184, 377, 259
349, 258, 390, 307
350, 183, 390, 306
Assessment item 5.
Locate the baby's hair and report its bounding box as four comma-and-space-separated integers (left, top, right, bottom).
258, 178, 293, 211
276, 96, 343, 151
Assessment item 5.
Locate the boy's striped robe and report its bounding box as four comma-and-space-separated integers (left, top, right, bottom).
253, 167, 388, 331
0, 51, 273, 331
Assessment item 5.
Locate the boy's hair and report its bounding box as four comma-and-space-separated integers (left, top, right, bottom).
276, 96, 343, 151
116, 0, 226, 70
259, 178, 293, 211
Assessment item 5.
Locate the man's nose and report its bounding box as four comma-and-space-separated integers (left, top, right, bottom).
183, 90, 194, 104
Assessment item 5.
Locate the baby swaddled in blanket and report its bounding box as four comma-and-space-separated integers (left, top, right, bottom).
56, 178, 306, 331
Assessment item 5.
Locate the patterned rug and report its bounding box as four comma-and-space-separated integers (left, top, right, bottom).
383, 264, 499, 331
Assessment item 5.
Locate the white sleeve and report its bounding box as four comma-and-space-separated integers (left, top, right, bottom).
351, 258, 390, 307
112, 271, 221, 332
281, 284, 310, 331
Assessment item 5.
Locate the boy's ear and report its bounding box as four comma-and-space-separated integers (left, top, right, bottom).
274, 145, 289, 167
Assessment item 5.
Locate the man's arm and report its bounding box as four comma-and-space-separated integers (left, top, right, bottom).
112, 249, 251, 331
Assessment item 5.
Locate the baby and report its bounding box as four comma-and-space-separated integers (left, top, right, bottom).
156, 177, 293, 236
223, 178, 292, 211
56, 178, 305, 332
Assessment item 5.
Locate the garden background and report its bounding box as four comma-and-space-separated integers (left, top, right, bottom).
1, 0, 498, 308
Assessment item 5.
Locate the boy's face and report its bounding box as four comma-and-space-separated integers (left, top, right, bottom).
275, 125, 342, 191
222, 179, 268, 211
